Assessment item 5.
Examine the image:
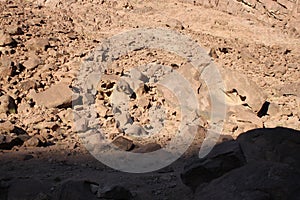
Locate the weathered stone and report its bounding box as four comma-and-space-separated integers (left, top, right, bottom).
97, 185, 133, 200
0, 30, 13, 47
0, 55, 13, 79
221, 69, 267, 112
0, 95, 17, 114
132, 142, 161, 153
181, 140, 246, 191
26, 38, 49, 51
112, 136, 133, 151
19, 80, 36, 91
6, 25, 23, 35
124, 123, 148, 136
209, 47, 219, 59
23, 136, 45, 147
23, 56, 41, 70
277, 82, 300, 97
237, 127, 300, 169
0, 121, 14, 132
165, 18, 184, 30
57, 109, 74, 124
30, 82, 72, 108
267, 102, 280, 116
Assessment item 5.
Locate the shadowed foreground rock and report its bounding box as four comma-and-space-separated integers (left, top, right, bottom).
181, 127, 300, 200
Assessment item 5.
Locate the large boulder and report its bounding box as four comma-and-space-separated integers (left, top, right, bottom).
237, 127, 300, 169
181, 127, 300, 199
181, 140, 246, 191
194, 161, 300, 200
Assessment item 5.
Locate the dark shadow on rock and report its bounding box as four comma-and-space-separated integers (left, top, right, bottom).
0, 127, 300, 200
181, 127, 300, 200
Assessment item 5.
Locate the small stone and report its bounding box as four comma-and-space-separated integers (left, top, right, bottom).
273, 65, 287, 75
0, 95, 17, 114
30, 82, 72, 108
27, 38, 49, 51
23, 56, 41, 70
278, 82, 300, 97
209, 48, 219, 59
124, 123, 148, 136
23, 136, 45, 147
165, 18, 184, 30
132, 143, 161, 153
97, 185, 133, 200
267, 103, 280, 116
96, 104, 109, 117
19, 80, 36, 91
6, 25, 23, 35
0, 121, 14, 132
58, 108, 74, 124
130, 68, 149, 82
90, 184, 99, 194
0, 30, 14, 47
115, 113, 133, 128
112, 136, 134, 151
0, 55, 13, 79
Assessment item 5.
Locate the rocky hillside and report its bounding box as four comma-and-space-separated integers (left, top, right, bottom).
0, 0, 299, 199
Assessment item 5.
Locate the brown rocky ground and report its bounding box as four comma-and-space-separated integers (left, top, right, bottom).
0, 0, 299, 199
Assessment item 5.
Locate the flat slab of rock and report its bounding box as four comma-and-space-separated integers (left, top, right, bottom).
132, 143, 161, 153
30, 82, 72, 108
112, 136, 134, 151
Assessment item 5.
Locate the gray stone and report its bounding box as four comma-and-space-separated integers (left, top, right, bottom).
124, 123, 148, 136
130, 68, 149, 82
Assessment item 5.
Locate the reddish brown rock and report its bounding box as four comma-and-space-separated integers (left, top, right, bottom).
30, 82, 73, 108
